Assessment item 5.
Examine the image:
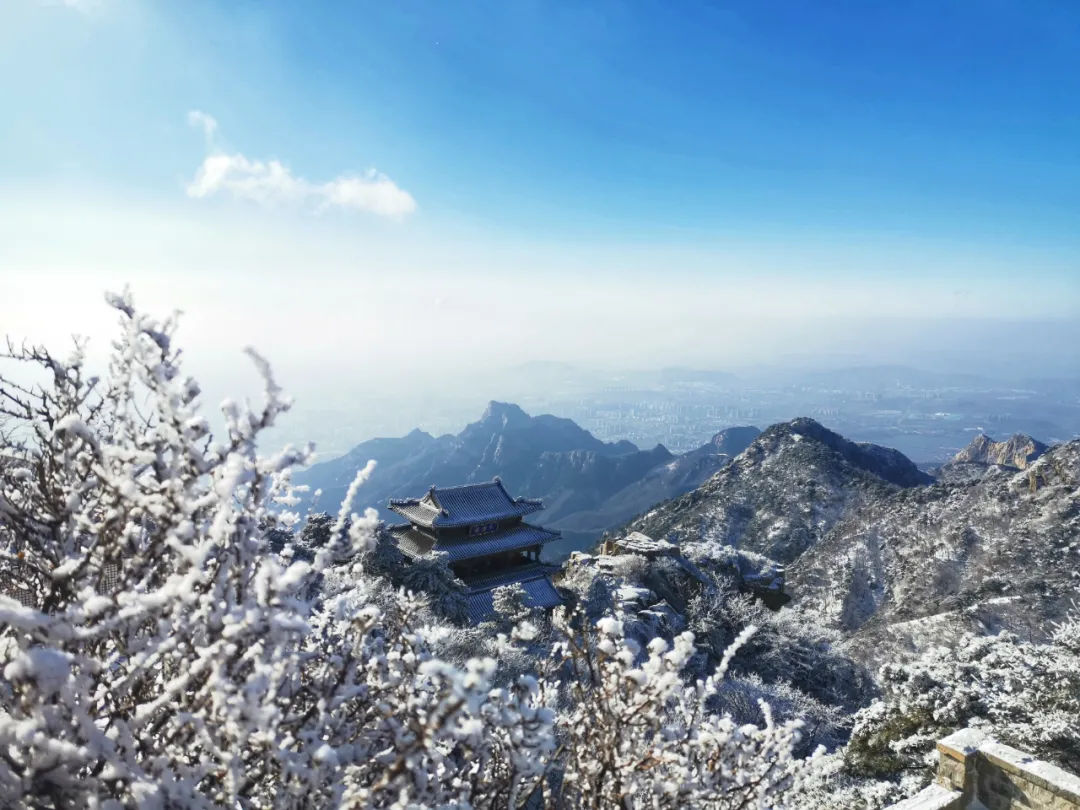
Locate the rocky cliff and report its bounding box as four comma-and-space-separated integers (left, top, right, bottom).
951, 432, 1048, 470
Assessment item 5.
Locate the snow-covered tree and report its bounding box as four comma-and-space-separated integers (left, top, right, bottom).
686, 588, 871, 715
294, 511, 334, 561
400, 549, 469, 624
794, 605, 1080, 810
552, 616, 823, 808
492, 583, 533, 625
846, 611, 1080, 780
0, 291, 824, 808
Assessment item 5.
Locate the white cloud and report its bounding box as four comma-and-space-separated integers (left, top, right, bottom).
185, 111, 417, 219
187, 154, 307, 205
186, 110, 218, 143
319, 174, 418, 218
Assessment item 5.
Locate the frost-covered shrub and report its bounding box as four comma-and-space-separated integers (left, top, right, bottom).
358, 522, 408, 581
295, 510, 335, 560
294, 511, 405, 575
603, 552, 649, 581
559, 549, 870, 765
687, 588, 873, 714
492, 582, 533, 625
400, 548, 469, 624
713, 674, 850, 758
0, 292, 824, 809
0, 294, 550, 808
559, 562, 620, 622
684, 541, 779, 585
797, 607, 1080, 809
846, 614, 1080, 781
794, 754, 919, 810
552, 618, 825, 808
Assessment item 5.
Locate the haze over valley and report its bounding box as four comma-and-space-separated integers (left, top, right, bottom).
282, 362, 1080, 466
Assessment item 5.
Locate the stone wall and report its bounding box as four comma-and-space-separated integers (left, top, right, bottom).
972, 740, 1080, 810
887, 728, 1080, 810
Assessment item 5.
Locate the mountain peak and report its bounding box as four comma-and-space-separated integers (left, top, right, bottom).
953, 432, 1048, 470
784, 416, 832, 438
624, 417, 934, 568
479, 401, 531, 428
756, 417, 832, 447
756, 417, 933, 488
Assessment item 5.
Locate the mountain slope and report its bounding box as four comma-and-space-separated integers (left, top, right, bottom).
707, 426, 763, 457
593, 417, 1074, 674
301, 428, 451, 507
625, 418, 931, 564
543, 426, 761, 557
519, 443, 675, 523
297, 402, 636, 516
552, 426, 761, 533
789, 439, 1080, 656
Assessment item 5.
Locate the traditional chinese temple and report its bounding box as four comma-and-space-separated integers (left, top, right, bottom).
387, 478, 563, 624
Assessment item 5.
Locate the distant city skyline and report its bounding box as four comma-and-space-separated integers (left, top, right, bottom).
1, 0, 1078, 406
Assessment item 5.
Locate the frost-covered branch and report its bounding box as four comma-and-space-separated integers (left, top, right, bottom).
0, 292, 824, 809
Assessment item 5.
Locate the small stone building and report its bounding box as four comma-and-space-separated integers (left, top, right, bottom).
387, 478, 564, 624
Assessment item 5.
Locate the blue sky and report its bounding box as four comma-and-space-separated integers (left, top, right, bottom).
1, 0, 1078, 395
5, 0, 1080, 245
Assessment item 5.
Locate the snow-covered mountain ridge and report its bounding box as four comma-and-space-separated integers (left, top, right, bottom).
625, 417, 931, 565
612, 417, 1078, 664
792, 435, 1080, 660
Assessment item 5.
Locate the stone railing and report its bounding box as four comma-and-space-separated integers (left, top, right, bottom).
887, 728, 1080, 810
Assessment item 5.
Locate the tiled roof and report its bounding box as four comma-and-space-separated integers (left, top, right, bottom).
465, 572, 564, 624
387, 524, 437, 558
387, 479, 543, 529
462, 562, 560, 592
390, 522, 559, 563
